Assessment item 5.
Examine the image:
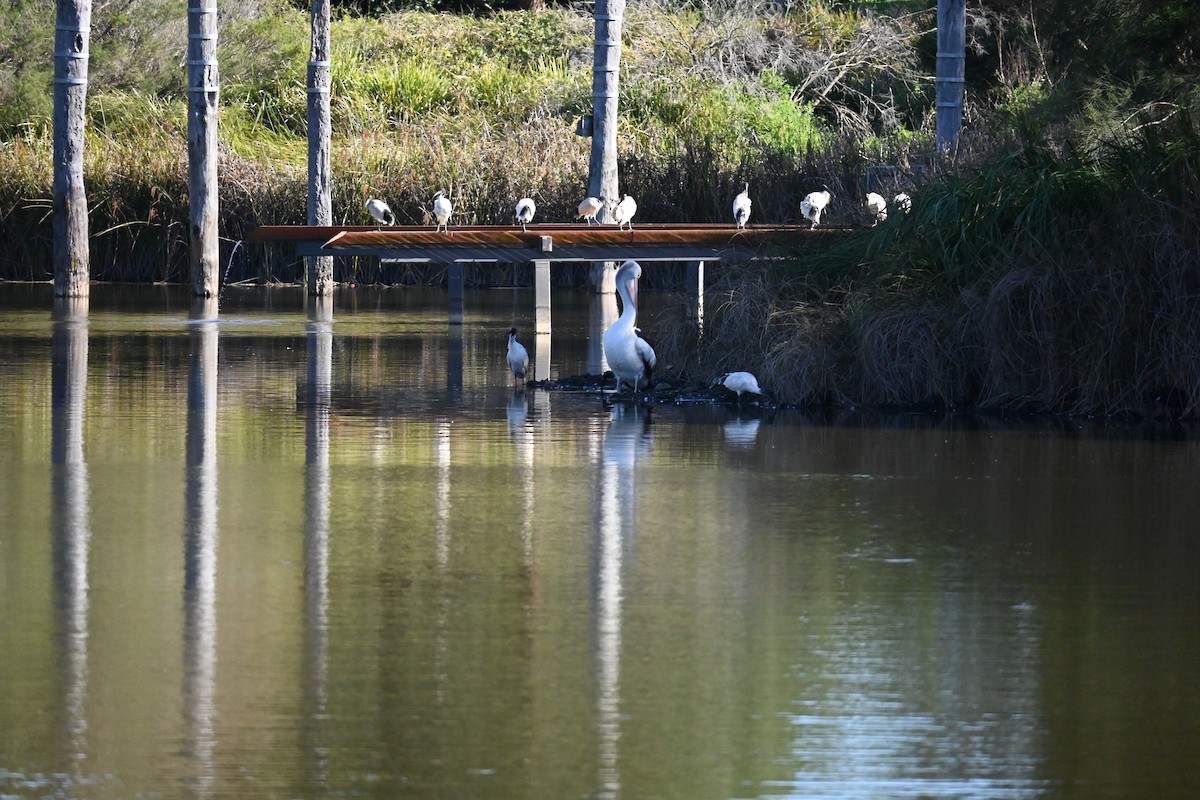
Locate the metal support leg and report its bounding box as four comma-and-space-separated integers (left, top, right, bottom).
447, 262, 464, 325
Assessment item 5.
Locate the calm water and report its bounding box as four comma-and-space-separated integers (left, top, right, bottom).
1, 284, 1198, 800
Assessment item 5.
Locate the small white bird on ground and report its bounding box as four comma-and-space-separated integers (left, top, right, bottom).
515, 197, 536, 231
800, 189, 831, 227
432, 189, 452, 232
507, 327, 529, 383
715, 371, 773, 403
577, 196, 604, 225
894, 192, 912, 214
611, 194, 637, 231
366, 197, 395, 226
865, 192, 888, 225
603, 260, 656, 393
733, 184, 752, 229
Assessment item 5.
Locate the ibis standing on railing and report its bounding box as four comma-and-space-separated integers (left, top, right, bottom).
733, 184, 752, 229
603, 260, 656, 394
433, 190, 452, 232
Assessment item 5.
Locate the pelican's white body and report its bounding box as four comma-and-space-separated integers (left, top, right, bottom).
865, 192, 888, 224
611, 195, 637, 230
577, 196, 603, 225
366, 197, 395, 226
515, 197, 536, 229
800, 189, 831, 226
603, 260, 656, 393
432, 190, 452, 232
507, 328, 529, 382
733, 185, 752, 229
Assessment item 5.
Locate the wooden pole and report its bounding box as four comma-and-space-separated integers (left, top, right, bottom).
307, 0, 333, 296
935, 0, 966, 152
52, 0, 92, 298
187, 0, 220, 298
588, 0, 624, 294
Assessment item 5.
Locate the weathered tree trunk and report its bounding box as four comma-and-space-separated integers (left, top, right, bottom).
936, 0, 966, 151
589, 0, 624, 293
187, 0, 220, 297
307, 0, 333, 296
52, 0, 91, 298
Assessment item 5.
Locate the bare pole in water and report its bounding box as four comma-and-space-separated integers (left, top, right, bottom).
52, 0, 92, 298
187, 0, 220, 297
306, 0, 333, 296
935, 0, 966, 152
587, 0, 624, 293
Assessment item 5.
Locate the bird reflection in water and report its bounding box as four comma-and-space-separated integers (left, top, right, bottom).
594, 401, 653, 800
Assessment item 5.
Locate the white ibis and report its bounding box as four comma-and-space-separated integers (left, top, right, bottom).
577, 196, 603, 225
611, 194, 637, 231
800, 189, 831, 227
894, 192, 912, 214
507, 327, 529, 383
366, 197, 395, 226
432, 189, 452, 232
602, 259, 656, 393
733, 184, 752, 229
716, 371, 773, 403
865, 192, 888, 224
515, 197, 536, 231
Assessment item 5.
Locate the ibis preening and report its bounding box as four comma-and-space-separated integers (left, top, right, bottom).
507, 327, 529, 383
432, 189, 452, 232
514, 197, 536, 231
865, 192, 888, 225
894, 192, 912, 214
366, 197, 395, 226
603, 259, 657, 394
611, 194, 637, 231
577, 196, 604, 225
715, 371, 774, 403
733, 184, 752, 229
800, 189, 831, 227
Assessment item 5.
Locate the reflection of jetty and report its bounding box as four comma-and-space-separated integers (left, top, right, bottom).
247, 223, 845, 334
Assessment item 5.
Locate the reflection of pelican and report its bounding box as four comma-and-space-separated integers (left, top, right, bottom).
183, 297, 219, 797
50, 297, 91, 769
588, 292, 619, 376
602, 260, 656, 394
593, 401, 652, 800
303, 298, 332, 781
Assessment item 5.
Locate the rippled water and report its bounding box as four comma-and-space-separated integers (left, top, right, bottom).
1, 284, 1198, 800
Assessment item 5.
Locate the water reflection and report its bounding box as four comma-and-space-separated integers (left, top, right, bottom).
50, 297, 91, 771
446, 323, 463, 405
303, 297, 332, 788
721, 415, 762, 447
587, 293, 619, 375
594, 402, 654, 800
183, 298, 219, 797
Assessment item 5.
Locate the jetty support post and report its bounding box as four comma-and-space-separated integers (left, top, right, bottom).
588, 0, 624, 295
935, 0, 966, 152
187, 0, 220, 298
52, 0, 92, 298
687, 260, 704, 333
447, 262, 464, 325
306, 0, 333, 295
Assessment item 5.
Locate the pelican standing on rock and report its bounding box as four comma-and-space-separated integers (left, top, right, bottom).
800, 188, 831, 227
366, 197, 395, 226
733, 184, 752, 229
716, 371, 774, 403
603, 260, 656, 394
514, 197, 536, 231
577, 196, 604, 225
507, 327, 529, 383
432, 189, 452, 232
611, 194, 637, 231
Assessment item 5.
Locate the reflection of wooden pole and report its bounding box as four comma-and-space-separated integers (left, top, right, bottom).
306, 0, 333, 296
187, 1, 220, 297
52, 0, 92, 298
935, 0, 966, 152
304, 297, 332, 769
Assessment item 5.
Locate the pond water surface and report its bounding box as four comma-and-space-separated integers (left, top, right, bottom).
1, 284, 1198, 800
